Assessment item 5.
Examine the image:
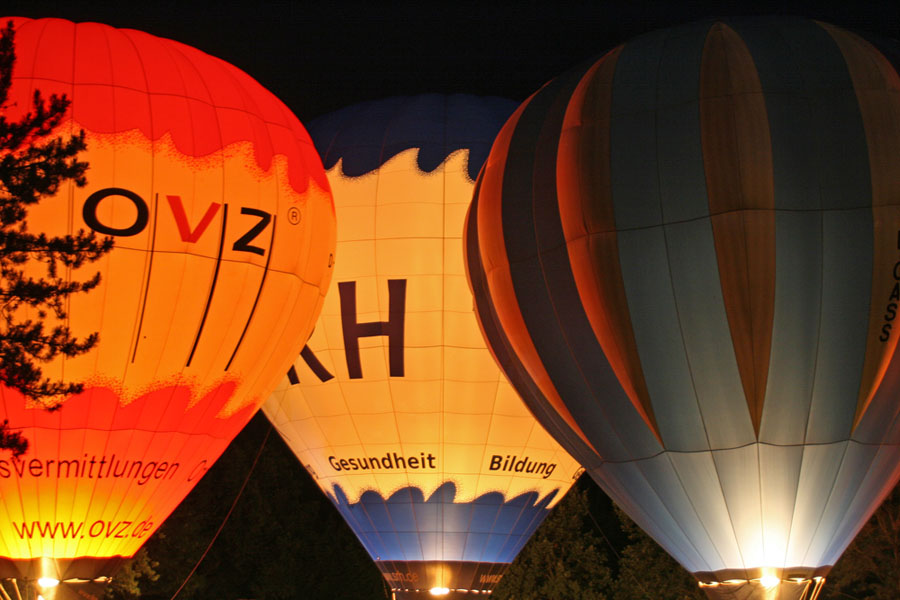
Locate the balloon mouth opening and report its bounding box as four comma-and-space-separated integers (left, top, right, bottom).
699, 575, 826, 589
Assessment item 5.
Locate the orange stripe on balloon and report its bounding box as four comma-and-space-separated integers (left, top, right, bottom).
478, 97, 598, 456
556, 46, 662, 445
818, 22, 900, 431
699, 22, 776, 437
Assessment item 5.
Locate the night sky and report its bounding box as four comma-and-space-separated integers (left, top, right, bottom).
5, 1, 900, 122
3, 2, 900, 597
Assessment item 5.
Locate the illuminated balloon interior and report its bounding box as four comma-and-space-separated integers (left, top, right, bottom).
0, 17, 335, 599
466, 17, 900, 600
264, 95, 582, 599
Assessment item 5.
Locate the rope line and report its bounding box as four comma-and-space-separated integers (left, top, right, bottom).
168, 423, 272, 600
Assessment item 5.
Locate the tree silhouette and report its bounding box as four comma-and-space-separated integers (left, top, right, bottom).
493, 478, 615, 600
609, 504, 705, 600
822, 484, 900, 600
494, 476, 705, 600
127, 413, 385, 600
0, 19, 113, 455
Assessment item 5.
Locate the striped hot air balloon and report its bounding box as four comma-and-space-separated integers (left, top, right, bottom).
264, 95, 582, 599
0, 17, 334, 600
466, 17, 900, 600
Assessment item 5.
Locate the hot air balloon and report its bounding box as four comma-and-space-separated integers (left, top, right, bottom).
466, 17, 900, 600
263, 94, 582, 599
0, 17, 334, 600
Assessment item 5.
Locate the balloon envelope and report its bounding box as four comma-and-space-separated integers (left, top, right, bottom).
466, 17, 900, 600
0, 17, 334, 597
264, 95, 581, 599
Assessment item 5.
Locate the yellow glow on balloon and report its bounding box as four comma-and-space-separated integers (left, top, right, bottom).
0, 17, 336, 590
265, 133, 581, 595
26, 131, 333, 414
267, 148, 580, 505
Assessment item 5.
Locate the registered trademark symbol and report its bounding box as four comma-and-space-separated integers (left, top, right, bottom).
287, 206, 302, 225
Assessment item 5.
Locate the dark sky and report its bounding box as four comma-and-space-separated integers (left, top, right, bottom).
5, 0, 900, 123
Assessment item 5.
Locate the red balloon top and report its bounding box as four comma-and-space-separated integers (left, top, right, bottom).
4, 17, 328, 196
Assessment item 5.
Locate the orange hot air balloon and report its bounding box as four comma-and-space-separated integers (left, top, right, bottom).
0, 17, 334, 599
466, 17, 900, 600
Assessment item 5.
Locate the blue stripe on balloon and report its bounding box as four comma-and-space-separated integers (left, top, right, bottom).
465, 194, 600, 467
732, 21, 826, 443
653, 25, 762, 455
759, 210, 823, 445
809, 210, 872, 442
611, 22, 750, 452
329, 482, 558, 564
652, 21, 755, 449
731, 18, 872, 444
608, 26, 667, 232
654, 21, 711, 224
662, 219, 755, 449
497, 65, 641, 462
499, 58, 663, 463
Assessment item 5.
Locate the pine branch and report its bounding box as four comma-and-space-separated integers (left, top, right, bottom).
0, 20, 114, 444
0, 419, 26, 457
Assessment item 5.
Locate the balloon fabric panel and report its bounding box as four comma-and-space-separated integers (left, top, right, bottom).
0, 17, 335, 591
466, 16, 900, 600
264, 95, 582, 598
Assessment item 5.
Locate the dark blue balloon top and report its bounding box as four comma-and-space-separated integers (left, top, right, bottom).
307, 94, 518, 181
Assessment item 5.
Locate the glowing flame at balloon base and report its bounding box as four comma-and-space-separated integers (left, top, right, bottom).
381, 561, 504, 598
0, 573, 112, 600
698, 575, 826, 600
327, 481, 561, 599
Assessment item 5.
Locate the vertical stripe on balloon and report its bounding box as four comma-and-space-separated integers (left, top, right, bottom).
557, 47, 662, 445
465, 16, 900, 594
819, 23, 900, 430
611, 23, 748, 452
477, 96, 598, 455
699, 22, 776, 437
731, 18, 872, 445
465, 196, 597, 463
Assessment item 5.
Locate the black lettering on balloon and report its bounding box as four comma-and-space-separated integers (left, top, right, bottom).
186, 204, 229, 367
285, 346, 335, 384
339, 279, 406, 379
287, 364, 300, 385
302, 345, 334, 382
231, 207, 271, 255
224, 214, 278, 371
83, 187, 149, 236
880, 232, 900, 343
